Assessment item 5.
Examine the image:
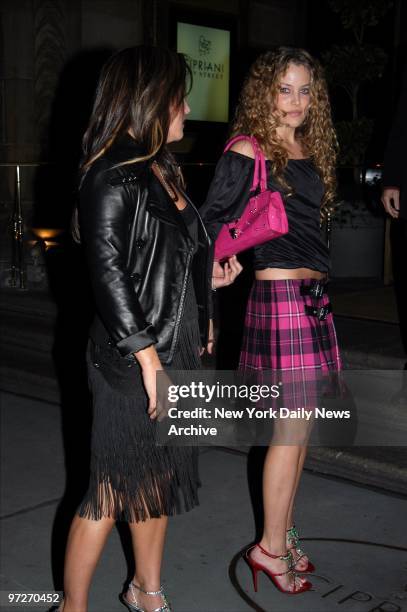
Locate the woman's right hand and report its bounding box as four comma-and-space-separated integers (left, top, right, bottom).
212, 256, 243, 289
381, 187, 400, 219
135, 346, 166, 419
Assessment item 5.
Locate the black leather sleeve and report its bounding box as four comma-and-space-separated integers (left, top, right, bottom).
199, 151, 254, 240
79, 164, 157, 357
200, 152, 253, 318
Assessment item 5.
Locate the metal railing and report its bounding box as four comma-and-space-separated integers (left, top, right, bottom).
0, 162, 55, 290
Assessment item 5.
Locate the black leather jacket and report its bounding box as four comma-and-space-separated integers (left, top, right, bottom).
79, 135, 212, 364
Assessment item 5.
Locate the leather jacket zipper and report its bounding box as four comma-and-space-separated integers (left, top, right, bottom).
167, 248, 193, 363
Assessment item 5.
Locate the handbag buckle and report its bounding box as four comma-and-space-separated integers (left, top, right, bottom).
229, 228, 240, 239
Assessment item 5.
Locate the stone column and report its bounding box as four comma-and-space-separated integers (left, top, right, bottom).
143, 0, 167, 46
0, 0, 37, 163
33, 0, 68, 155
81, 0, 143, 49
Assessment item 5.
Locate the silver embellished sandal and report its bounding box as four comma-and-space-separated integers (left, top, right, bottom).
120, 582, 171, 612
286, 525, 315, 573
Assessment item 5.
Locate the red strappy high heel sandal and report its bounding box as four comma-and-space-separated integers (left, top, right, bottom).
245, 543, 312, 595
286, 525, 315, 573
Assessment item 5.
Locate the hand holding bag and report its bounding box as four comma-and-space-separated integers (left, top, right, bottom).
214, 135, 288, 261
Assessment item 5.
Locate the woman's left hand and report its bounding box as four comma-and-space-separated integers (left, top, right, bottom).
206, 318, 215, 354
212, 256, 243, 289
199, 319, 216, 356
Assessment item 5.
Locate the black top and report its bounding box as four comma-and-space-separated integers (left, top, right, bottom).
180, 202, 198, 253
200, 151, 329, 273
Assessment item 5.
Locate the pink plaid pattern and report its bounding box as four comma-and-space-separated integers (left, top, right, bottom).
239, 279, 341, 373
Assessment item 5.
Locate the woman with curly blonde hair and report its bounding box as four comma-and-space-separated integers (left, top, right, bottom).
200, 47, 341, 596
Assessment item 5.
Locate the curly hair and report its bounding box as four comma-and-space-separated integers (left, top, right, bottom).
231, 47, 338, 218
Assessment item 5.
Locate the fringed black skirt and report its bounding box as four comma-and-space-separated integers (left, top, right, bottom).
78, 277, 201, 523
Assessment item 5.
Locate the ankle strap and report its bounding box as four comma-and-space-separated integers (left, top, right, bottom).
256, 543, 291, 564
131, 582, 164, 597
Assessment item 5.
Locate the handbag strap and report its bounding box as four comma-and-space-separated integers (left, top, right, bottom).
258, 146, 267, 192
223, 135, 268, 193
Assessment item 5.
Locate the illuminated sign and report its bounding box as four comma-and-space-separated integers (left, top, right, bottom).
177, 22, 230, 123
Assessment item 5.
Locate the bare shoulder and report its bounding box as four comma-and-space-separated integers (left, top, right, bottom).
229, 139, 255, 159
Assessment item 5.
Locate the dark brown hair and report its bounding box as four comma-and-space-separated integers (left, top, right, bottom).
81, 45, 191, 183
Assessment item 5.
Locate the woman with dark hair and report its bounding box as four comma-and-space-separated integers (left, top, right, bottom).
201, 47, 341, 596
59, 45, 240, 612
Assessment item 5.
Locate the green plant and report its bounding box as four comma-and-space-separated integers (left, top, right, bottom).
334, 118, 374, 167
327, 0, 392, 41
322, 0, 392, 180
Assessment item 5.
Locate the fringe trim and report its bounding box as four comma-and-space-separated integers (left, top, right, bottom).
78, 352, 200, 523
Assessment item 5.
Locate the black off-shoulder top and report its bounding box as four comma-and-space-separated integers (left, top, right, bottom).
200, 151, 329, 273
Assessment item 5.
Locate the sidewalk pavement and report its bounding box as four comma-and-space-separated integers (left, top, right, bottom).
1, 391, 406, 612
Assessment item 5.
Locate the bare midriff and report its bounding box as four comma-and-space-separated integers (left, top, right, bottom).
255, 267, 326, 281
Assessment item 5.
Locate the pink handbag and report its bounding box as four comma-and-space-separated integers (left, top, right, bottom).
214, 135, 288, 261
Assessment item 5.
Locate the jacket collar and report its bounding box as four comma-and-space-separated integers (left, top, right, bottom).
105, 133, 151, 168
147, 173, 191, 240
108, 134, 201, 243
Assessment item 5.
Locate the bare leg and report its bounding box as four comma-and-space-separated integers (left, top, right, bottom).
250, 445, 305, 591
286, 445, 311, 570
124, 516, 169, 611
286, 445, 307, 529
62, 514, 115, 612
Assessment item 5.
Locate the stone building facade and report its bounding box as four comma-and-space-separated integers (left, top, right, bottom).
0, 0, 307, 288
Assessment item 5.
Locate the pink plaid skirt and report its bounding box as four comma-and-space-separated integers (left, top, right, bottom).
239, 279, 341, 372
238, 279, 342, 413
